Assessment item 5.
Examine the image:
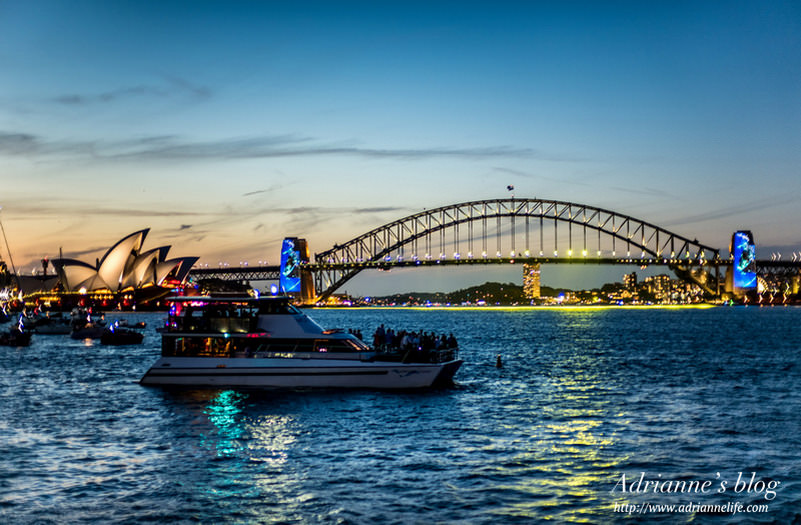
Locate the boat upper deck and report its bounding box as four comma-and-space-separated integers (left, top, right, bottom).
164, 295, 327, 337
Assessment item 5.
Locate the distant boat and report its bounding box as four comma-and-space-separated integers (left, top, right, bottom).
117, 319, 147, 330
71, 323, 105, 339
69, 307, 106, 339
0, 326, 31, 347
100, 325, 144, 345
34, 313, 72, 335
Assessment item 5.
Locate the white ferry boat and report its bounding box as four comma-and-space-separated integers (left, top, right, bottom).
140, 296, 462, 389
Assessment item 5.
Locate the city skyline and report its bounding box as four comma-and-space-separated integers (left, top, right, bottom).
2, 1, 799, 293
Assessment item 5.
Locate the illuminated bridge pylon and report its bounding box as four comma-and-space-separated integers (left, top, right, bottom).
312, 198, 724, 302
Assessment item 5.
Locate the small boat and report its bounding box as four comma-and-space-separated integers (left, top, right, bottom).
35, 315, 72, 335
0, 326, 32, 346
101, 324, 144, 345
140, 296, 462, 389
69, 307, 106, 339
117, 319, 147, 330
71, 323, 105, 339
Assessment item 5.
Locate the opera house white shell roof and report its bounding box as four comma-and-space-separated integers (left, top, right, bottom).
52, 229, 198, 293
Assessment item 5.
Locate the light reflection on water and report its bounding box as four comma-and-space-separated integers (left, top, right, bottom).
454, 313, 625, 522
202, 390, 249, 458
1, 308, 801, 523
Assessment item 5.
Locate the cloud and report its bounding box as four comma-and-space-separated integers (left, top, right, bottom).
665, 194, 800, 227
52, 76, 211, 106
495, 167, 674, 199
0, 130, 537, 162
57, 246, 109, 259
1, 200, 202, 219
609, 186, 673, 198
96, 209, 199, 217
0, 132, 40, 154
104, 136, 535, 161
493, 167, 590, 186
160, 74, 212, 99
54, 86, 161, 105
353, 207, 407, 213
242, 184, 286, 197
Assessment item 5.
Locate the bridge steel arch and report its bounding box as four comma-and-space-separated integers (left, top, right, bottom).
312, 198, 723, 302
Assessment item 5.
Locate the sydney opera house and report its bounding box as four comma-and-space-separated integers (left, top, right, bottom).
11, 229, 198, 308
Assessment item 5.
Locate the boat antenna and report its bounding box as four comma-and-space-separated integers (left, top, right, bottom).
0, 207, 20, 289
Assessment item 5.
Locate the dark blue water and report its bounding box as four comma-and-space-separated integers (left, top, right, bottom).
2, 306, 800, 523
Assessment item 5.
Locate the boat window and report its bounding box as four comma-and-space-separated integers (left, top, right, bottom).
314, 339, 361, 353
294, 340, 316, 352
265, 340, 299, 353
165, 336, 233, 357
348, 338, 371, 351
257, 301, 301, 315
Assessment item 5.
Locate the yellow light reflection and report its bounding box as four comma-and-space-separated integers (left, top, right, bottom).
248, 414, 297, 468
456, 328, 628, 522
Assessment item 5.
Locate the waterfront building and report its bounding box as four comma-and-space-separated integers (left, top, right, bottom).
52, 229, 197, 293
623, 272, 637, 290
640, 274, 704, 303
644, 274, 672, 299
7, 229, 200, 309
523, 263, 541, 299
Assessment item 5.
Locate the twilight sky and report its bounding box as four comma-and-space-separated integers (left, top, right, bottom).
1, 1, 799, 293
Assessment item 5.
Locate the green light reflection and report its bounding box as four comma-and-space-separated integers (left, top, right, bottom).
201, 389, 249, 458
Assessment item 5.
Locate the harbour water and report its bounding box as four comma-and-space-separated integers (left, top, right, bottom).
2, 306, 800, 523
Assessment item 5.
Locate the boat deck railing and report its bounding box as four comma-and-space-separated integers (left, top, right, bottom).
374, 346, 459, 364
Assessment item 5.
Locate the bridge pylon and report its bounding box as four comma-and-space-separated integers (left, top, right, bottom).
279, 238, 315, 304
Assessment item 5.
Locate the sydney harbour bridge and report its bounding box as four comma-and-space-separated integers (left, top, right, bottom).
188, 198, 800, 304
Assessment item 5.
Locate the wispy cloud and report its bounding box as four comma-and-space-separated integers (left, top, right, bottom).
160, 74, 212, 99
493, 167, 590, 186
2, 200, 203, 219
609, 186, 673, 198
90, 208, 200, 217
55, 86, 163, 106
105, 136, 535, 161
242, 183, 286, 197
665, 194, 800, 227
56, 246, 109, 259
52, 76, 211, 106
0, 132, 39, 155
353, 207, 407, 214
0, 131, 537, 162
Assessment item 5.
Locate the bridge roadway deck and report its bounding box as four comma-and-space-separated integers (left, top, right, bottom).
183, 257, 801, 282
188, 265, 281, 281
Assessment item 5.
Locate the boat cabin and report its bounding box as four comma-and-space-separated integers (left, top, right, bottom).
161, 296, 372, 359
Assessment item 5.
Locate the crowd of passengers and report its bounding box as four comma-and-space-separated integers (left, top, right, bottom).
353, 324, 458, 352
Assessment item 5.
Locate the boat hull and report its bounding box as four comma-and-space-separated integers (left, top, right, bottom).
36, 324, 72, 335
140, 357, 463, 389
